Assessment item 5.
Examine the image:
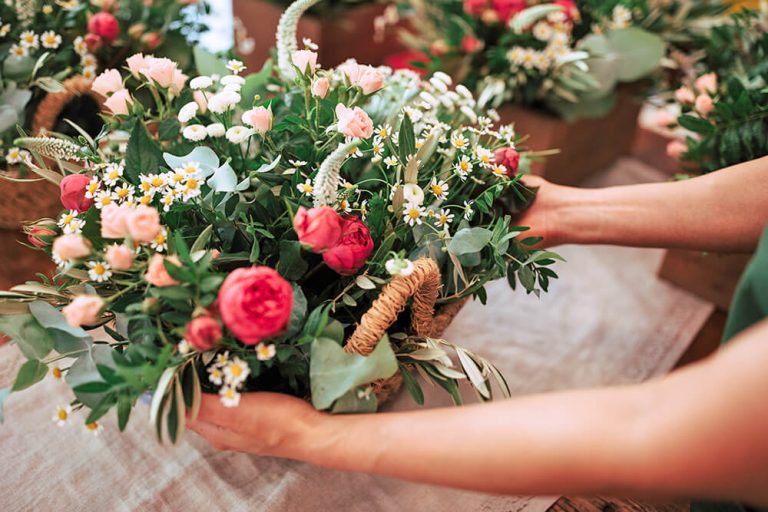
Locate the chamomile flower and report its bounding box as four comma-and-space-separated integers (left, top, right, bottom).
146, 174, 167, 194
359, 199, 368, 220
434, 208, 455, 229
160, 190, 178, 212
19, 30, 38, 49
151, 228, 168, 252
224, 357, 250, 386
58, 210, 84, 234
612, 5, 632, 29
383, 156, 399, 168
463, 200, 475, 220
226, 125, 254, 144
5, 147, 24, 164
214, 352, 230, 367
87, 261, 112, 282
338, 198, 352, 214
114, 183, 135, 202
284, 159, 307, 175
73, 36, 87, 55
138, 194, 153, 206
491, 164, 508, 178
255, 343, 276, 361
219, 386, 241, 408
475, 147, 494, 168
40, 30, 61, 49
177, 339, 192, 355
179, 176, 201, 201
451, 132, 469, 150
348, 145, 363, 158
179, 161, 201, 176
81, 66, 96, 81
403, 203, 426, 226
102, 162, 124, 186
9, 44, 27, 58
84, 421, 104, 436
375, 124, 392, 139
52, 405, 72, 427
453, 155, 473, 180
207, 366, 224, 386
428, 178, 449, 200
166, 168, 186, 187
297, 179, 314, 196
226, 59, 246, 74
371, 137, 385, 163
533, 22, 553, 42
94, 190, 116, 209
182, 124, 207, 142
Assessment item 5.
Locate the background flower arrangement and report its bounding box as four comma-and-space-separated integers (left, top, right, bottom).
0, 0, 560, 442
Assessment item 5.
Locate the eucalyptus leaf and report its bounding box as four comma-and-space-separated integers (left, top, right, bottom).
0, 314, 54, 360
330, 388, 378, 413
11, 360, 48, 392
448, 227, 493, 256
65, 345, 118, 409
164, 146, 220, 175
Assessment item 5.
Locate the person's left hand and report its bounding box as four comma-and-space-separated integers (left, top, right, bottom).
188, 392, 322, 457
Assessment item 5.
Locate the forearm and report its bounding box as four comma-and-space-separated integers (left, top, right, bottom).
551, 156, 768, 252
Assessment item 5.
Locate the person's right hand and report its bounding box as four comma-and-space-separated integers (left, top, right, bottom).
516, 175, 570, 249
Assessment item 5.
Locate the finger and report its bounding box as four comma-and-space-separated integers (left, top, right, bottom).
187, 419, 233, 451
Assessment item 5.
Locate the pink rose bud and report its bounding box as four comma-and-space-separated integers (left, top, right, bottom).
335, 104, 374, 139
323, 216, 374, 276
655, 109, 677, 129
88, 12, 120, 43
430, 39, 449, 56
463, 0, 487, 16
293, 206, 344, 253
140, 56, 177, 88
60, 173, 95, 212
461, 35, 483, 53
104, 88, 133, 115
142, 32, 162, 50
126, 205, 161, 243
125, 53, 147, 78
674, 86, 695, 105
53, 234, 92, 262
695, 94, 714, 117
493, 147, 520, 176
100, 203, 130, 239
193, 90, 208, 114
127, 23, 146, 39
666, 140, 687, 160
311, 77, 330, 98
105, 244, 135, 270
218, 266, 293, 345
291, 50, 318, 74
184, 316, 222, 351
340, 63, 385, 95
84, 33, 102, 52
695, 72, 718, 95
62, 295, 104, 328
242, 106, 273, 135
145, 254, 181, 287
91, 69, 123, 98
26, 223, 57, 248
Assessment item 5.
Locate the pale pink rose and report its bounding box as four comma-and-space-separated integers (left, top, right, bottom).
62, 295, 104, 328
655, 109, 677, 129
242, 106, 272, 135
674, 86, 695, 105
126, 205, 161, 243
172, 69, 188, 94
141, 57, 177, 88
291, 50, 317, 74
104, 88, 133, 115
126, 53, 147, 78
193, 90, 208, 114
311, 77, 330, 98
105, 244, 135, 270
666, 140, 688, 160
52, 234, 92, 261
92, 69, 123, 97
695, 94, 714, 116
695, 72, 718, 95
340, 63, 384, 95
335, 104, 373, 139
100, 204, 130, 239
145, 254, 181, 287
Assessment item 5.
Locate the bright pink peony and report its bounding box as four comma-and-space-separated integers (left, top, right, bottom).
494, 147, 521, 176
492, 0, 526, 23
464, 0, 488, 17
60, 174, 94, 212
323, 216, 374, 276
88, 12, 120, 43
184, 316, 222, 351
293, 206, 343, 253
218, 267, 293, 345
336, 104, 373, 139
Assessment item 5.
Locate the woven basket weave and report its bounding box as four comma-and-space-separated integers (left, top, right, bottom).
343, 258, 467, 404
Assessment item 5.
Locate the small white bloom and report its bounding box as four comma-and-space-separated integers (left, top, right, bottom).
491, 164, 508, 177
428, 178, 449, 200
302, 37, 318, 50
52, 405, 72, 427
297, 179, 314, 196
220, 74, 245, 87
375, 124, 392, 139
206, 123, 226, 138
88, 261, 112, 283
403, 202, 426, 226
454, 155, 473, 180
73, 36, 87, 55
451, 132, 469, 150
207, 365, 224, 386
434, 208, 455, 229
151, 227, 168, 252
226, 125, 255, 144
475, 146, 494, 167
190, 76, 213, 90
178, 102, 199, 123
94, 190, 116, 209
463, 200, 475, 220
19, 30, 39, 49
84, 421, 104, 436
208, 90, 241, 113
383, 156, 399, 168
226, 60, 246, 74
402, 183, 424, 205
177, 339, 192, 355
256, 343, 276, 361
9, 44, 28, 59
182, 124, 207, 142
58, 210, 85, 234
102, 162, 124, 186
224, 357, 250, 386
40, 30, 62, 49
385, 258, 415, 277
219, 386, 241, 408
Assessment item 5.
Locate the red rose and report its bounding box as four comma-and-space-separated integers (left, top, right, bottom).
60, 174, 94, 212
492, 0, 526, 23
461, 35, 483, 54
218, 267, 293, 345
323, 216, 374, 276
554, 0, 578, 20
184, 316, 222, 352
384, 51, 430, 78
493, 147, 521, 176
88, 12, 120, 43
463, 0, 488, 17
293, 206, 343, 253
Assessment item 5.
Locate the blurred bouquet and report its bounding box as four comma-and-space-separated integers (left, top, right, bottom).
0, 0, 560, 442
0, 0, 209, 170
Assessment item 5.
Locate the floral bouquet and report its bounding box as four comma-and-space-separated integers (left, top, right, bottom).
0, 0, 560, 442
0, 0, 209, 170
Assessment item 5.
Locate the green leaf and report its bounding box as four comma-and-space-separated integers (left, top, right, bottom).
29, 301, 88, 338
604, 27, 664, 82
399, 365, 424, 405
310, 335, 398, 410
72, 381, 112, 393
190, 225, 214, 253
355, 275, 376, 290
239, 59, 274, 108
117, 395, 132, 431
125, 122, 164, 183
285, 285, 308, 337
0, 314, 54, 360
677, 115, 714, 135
65, 345, 117, 409
0, 387, 9, 423
398, 113, 416, 162
448, 227, 493, 256
158, 118, 181, 141
277, 240, 308, 280
330, 388, 378, 413
12, 360, 48, 392
510, 4, 563, 33
193, 45, 229, 77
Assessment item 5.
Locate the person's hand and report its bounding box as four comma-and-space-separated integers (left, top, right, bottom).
516, 175, 571, 248
188, 392, 323, 457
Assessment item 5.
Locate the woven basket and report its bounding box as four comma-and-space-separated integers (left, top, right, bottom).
343, 258, 467, 404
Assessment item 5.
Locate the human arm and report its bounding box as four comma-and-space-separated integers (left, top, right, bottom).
517, 156, 768, 252
189, 319, 768, 505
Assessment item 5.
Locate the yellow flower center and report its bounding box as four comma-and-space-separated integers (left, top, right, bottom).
408, 209, 420, 220
108, 170, 119, 180
52, 367, 62, 379
140, 182, 151, 192
140, 196, 152, 205
117, 188, 130, 199
186, 178, 199, 190
100, 196, 112, 206
302, 184, 313, 193
431, 185, 444, 196
88, 182, 99, 193
151, 177, 164, 188
57, 409, 68, 421
230, 365, 242, 377
224, 388, 236, 399
86, 422, 99, 431
93, 263, 106, 275
154, 234, 166, 245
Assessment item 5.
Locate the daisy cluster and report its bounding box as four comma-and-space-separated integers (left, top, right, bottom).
202, 346, 275, 408
507, 10, 578, 73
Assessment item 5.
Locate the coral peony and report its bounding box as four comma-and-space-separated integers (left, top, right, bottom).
323, 216, 374, 276
293, 206, 343, 253
60, 174, 94, 212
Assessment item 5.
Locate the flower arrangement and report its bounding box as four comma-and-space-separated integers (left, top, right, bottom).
0, 0, 209, 170
0, 0, 560, 441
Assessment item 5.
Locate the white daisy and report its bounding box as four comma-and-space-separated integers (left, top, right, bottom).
475, 147, 494, 168
190, 76, 213, 90
226, 60, 246, 74
219, 386, 241, 408
9, 44, 27, 58
403, 203, 426, 226
255, 343, 276, 361
434, 208, 455, 229
178, 176, 202, 201
297, 179, 314, 196
102, 162, 124, 186
226, 125, 254, 144
52, 405, 72, 427
0, 25, 11, 38
224, 357, 250, 386
80, 53, 98, 68
375, 124, 392, 139
114, 183, 135, 203
160, 190, 177, 212
73, 36, 87, 55
206, 123, 225, 138
383, 156, 399, 168
491, 164, 508, 177
428, 178, 449, 200
94, 190, 116, 209
371, 137, 385, 163
19, 30, 38, 49
207, 365, 224, 386
84, 421, 104, 436
453, 155, 473, 180
178, 101, 198, 123
451, 132, 469, 150
87, 261, 112, 282
463, 200, 475, 220
150, 228, 168, 252
182, 124, 207, 141
40, 30, 61, 49
81, 66, 96, 81
58, 210, 84, 234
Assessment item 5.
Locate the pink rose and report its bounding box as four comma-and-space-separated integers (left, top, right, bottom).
140, 57, 177, 88
126, 53, 147, 78
666, 140, 687, 160
126, 205, 161, 243
340, 63, 385, 95
695, 94, 714, 117
675, 86, 695, 105
100, 204, 130, 239
60, 174, 94, 212
84, 33, 102, 52
172, 69, 187, 94
145, 254, 181, 287
104, 88, 133, 115
335, 104, 373, 139
88, 12, 120, 43
242, 106, 272, 135
52, 234, 92, 261
26, 223, 57, 248
492, 0, 526, 23
461, 35, 483, 54
218, 266, 293, 345
463, 0, 488, 17
62, 295, 104, 328
494, 147, 521, 176
311, 77, 330, 98
184, 316, 222, 351
293, 206, 343, 253
142, 32, 162, 50
291, 50, 318, 74
655, 109, 677, 129
105, 244, 135, 270
323, 216, 374, 276
92, 69, 123, 97
695, 73, 718, 95
193, 90, 208, 114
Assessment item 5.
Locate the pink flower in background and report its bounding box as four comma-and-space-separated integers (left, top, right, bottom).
88, 12, 120, 43
340, 63, 385, 95
105, 244, 135, 270
242, 106, 273, 134
184, 316, 222, 351
140, 57, 177, 88
291, 50, 317, 74
492, 0, 526, 23
674, 86, 695, 105
293, 206, 343, 253
100, 204, 130, 239
172, 69, 188, 94
430, 40, 449, 57
311, 77, 330, 98
104, 88, 133, 115
126, 53, 147, 78
27, 224, 56, 248
666, 140, 687, 160
695, 73, 718, 95
493, 147, 521, 176
84, 33, 102, 52
126, 206, 161, 243
554, 0, 578, 20
142, 32, 162, 50
695, 94, 714, 117
323, 216, 374, 276
461, 35, 483, 54
53, 234, 91, 261
463, 0, 489, 17
60, 174, 94, 212
655, 109, 677, 129
91, 69, 123, 97
145, 254, 181, 287
336, 104, 373, 139
384, 51, 429, 77
193, 90, 208, 114
62, 295, 104, 328
218, 266, 293, 345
